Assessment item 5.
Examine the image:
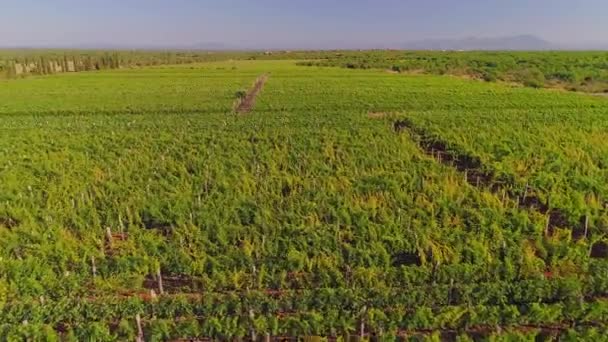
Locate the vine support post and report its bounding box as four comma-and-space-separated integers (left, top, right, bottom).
360, 305, 367, 338
249, 309, 257, 341
91, 256, 97, 278
448, 278, 454, 304
118, 213, 125, 235
584, 215, 589, 239
157, 266, 164, 295
105, 227, 113, 249
135, 314, 144, 342
252, 264, 258, 290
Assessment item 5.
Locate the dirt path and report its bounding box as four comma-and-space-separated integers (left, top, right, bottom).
235, 73, 269, 113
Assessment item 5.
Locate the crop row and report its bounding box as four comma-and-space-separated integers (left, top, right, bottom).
1, 296, 608, 340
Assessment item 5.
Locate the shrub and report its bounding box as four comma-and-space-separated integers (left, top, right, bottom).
481, 69, 498, 82
515, 68, 546, 88
549, 70, 577, 83
235, 90, 247, 99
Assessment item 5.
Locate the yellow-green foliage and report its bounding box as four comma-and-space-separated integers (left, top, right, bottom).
0, 60, 607, 339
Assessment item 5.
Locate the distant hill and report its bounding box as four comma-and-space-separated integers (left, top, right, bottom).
190, 42, 238, 51
7, 35, 605, 51
402, 35, 555, 51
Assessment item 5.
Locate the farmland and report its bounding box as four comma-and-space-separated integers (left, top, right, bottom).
1, 56, 608, 340
300, 50, 608, 93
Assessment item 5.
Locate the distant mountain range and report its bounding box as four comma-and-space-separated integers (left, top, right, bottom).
192, 35, 608, 51
3, 35, 607, 51
400, 35, 555, 51
191, 35, 558, 51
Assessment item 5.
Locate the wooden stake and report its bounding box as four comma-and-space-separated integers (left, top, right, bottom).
448, 278, 454, 304
360, 320, 365, 339
135, 314, 144, 342
249, 309, 257, 341
584, 215, 589, 239
105, 227, 113, 248
360, 306, 367, 338
118, 213, 124, 235
157, 267, 164, 295
91, 256, 97, 278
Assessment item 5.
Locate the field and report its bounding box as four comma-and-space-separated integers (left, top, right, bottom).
300, 50, 608, 93
1, 56, 608, 341
5, 50, 608, 94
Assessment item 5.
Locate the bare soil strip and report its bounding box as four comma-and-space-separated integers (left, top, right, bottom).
138, 270, 608, 300
167, 320, 608, 341
393, 118, 601, 243
83, 315, 608, 342
235, 73, 269, 113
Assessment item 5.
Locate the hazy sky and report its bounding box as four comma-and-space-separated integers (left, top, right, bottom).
2, 0, 607, 48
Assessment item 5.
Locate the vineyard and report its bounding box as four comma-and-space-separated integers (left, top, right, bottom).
299, 50, 608, 93
1, 57, 608, 340
4, 50, 608, 93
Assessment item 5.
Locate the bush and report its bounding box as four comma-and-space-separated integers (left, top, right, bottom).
235, 90, 247, 99
515, 68, 546, 88
549, 71, 577, 83
481, 69, 498, 82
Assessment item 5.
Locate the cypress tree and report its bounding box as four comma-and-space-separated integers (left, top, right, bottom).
63, 55, 69, 73
112, 53, 120, 69
73, 55, 81, 72
38, 57, 45, 74
85, 56, 93, 71
6, 61, 16, 78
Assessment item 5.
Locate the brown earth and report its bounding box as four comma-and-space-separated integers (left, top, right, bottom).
236, 73, 269, 113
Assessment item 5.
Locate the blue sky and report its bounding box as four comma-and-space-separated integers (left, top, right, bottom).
2, 0, 607, 48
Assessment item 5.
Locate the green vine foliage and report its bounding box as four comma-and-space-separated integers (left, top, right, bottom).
0, 58, 607, 339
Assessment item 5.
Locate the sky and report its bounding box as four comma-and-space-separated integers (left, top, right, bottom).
2, 0, 608, 49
